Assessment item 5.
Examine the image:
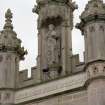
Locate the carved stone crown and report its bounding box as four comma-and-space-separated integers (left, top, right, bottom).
76, 0, 105, 30
0, 9, 27, 60
81, 0, 105, 19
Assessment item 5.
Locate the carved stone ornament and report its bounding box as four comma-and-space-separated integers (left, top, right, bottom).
80, 0, 105, 20
0, 9, 27, 60
100, 25, 104, 32
6, 55, 11, 60
5, 92, 10, 100
76, 0, 105, 32
87, 61, 105, 79
89, 26, 95, 32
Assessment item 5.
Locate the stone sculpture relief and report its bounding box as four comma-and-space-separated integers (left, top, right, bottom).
46, 24, 60, 65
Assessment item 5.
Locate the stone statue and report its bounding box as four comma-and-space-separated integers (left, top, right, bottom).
46, 24, 60, 65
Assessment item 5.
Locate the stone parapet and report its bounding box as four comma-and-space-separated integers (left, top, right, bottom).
17, 67, 40, 88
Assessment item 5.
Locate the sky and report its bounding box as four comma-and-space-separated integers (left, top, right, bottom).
0, 0, 92, 71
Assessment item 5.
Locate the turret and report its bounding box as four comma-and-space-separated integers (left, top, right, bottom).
76, 0, 105, 63
0, 9, 27, 105
76, 0, 105, 105
33, 0, 77, 81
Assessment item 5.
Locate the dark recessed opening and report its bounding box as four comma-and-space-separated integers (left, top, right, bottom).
41, 16, 63, 28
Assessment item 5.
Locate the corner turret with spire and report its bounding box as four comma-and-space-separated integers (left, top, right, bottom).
76, 0, 105, 63
0, 9, 27, 105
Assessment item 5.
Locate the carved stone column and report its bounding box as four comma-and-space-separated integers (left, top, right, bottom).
61, 22, 72, 75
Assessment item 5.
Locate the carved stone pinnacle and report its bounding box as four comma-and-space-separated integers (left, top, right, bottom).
4, 9, 13, 30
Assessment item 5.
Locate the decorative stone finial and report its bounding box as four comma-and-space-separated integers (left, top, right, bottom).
0, 9, 27, 60
3, 9, 13, 30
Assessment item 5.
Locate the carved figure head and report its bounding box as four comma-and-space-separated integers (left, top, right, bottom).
48, 24, 55, 31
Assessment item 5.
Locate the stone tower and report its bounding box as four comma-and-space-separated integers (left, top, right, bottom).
0, 9, 26, 105
33, 0, 77, 81
76, 0, 105, 63
77, 0, 105, 105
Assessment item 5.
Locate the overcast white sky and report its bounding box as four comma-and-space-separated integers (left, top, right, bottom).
0, 0, 94, 71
